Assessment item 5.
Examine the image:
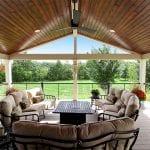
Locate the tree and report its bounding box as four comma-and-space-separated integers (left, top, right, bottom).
12, 60, 49, 82
0, 72, 5, 83
12, 60, 33, 82
146, 59, 150, 82
47, 61, 73, 81
119, 61, 128, 80
87, 46, 120, 88
128, 61, 139, 82
62, 64, 73, 80
78, 63, 89, 80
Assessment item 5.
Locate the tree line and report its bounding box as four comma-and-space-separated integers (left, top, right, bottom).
1, 45, 150, 85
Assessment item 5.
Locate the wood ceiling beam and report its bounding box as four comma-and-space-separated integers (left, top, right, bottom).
10, 53, 142, 60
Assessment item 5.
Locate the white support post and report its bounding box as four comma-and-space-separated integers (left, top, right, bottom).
4, 59, 13, 88
139, 59, 146, 91
73, 29, 78, 100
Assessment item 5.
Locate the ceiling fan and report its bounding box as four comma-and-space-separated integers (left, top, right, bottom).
47, 0, 96, 34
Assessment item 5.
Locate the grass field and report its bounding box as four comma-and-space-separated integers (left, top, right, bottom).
0, 79, 149, 101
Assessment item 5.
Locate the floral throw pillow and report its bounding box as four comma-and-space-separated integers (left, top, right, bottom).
107, 94, 117, 103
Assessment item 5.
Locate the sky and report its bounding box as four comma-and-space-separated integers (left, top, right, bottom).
25, 35, 128, 54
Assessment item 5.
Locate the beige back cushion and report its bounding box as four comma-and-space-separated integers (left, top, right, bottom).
109, 117, 135, 132
27, 88, 42, 97
125, 95, 140, 118
109, 88, 123, 101
12, 121, 77, 150
11, 92, 23, 105
36, 89, 44, 101
121, 90, 135, 105
0, 95, 16, 127
108, 117, 135, 150
78, 117, 135, 149
27, 88, 44, 103
109, 88, 116, 95
78, 121, 115, 148
21, 90, 31, 107
114, 88, 123, 99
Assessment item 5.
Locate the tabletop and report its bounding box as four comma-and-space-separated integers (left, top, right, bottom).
53, 101, 92, 114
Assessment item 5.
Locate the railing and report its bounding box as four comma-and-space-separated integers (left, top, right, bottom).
0, 82, 149, 100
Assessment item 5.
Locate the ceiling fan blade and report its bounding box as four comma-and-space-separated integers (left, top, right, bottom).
79, 27, 96, 33
49, 27, 71, 32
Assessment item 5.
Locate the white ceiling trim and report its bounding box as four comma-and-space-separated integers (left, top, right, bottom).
142, 53, 150, 59
10, 53, 141, 60
0, 53, 9, 59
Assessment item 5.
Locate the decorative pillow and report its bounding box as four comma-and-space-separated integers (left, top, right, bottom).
36, 90, 44, 96
36, 91, 44, 101
19, 102, 26, 110
27, 91, 33, 104
107, 94, 117, 103
32, 96, 41, 103
5, 87, 19, 96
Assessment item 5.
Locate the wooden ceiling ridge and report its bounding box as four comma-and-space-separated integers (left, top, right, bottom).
0, 0, 150, 57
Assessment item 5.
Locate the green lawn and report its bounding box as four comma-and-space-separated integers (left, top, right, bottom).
11, 80, 101, 99
0, 79, 149, 101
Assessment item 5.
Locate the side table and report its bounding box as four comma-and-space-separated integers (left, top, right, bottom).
91, 97, 99, 106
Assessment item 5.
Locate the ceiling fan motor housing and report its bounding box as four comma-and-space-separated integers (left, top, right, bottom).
72, 0, 78, 3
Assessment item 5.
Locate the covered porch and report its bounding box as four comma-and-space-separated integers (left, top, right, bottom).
0, 0, 150, 149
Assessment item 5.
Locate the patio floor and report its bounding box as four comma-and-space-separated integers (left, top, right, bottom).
133, 101, 150, 150
42, 101, 150, 150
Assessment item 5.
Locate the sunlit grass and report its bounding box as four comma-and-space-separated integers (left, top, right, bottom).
0, 79, 149, 101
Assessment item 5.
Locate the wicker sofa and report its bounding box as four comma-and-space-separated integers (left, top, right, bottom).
11, 117, 139, 150
95, 88, 140, 121
0, 88, 56, 130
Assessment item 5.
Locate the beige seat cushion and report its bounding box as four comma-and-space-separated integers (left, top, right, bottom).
102, 104, 120, 113
95, 99, 113, 108
22, 103, 45, 113
39, 99, 56, 109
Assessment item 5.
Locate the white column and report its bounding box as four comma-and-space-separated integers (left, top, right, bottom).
73, 29, 78, 100
139, 59, 146, 91
4, 59, 13, 88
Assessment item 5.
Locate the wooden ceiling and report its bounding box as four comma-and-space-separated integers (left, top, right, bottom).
0, 0, 150, 55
